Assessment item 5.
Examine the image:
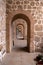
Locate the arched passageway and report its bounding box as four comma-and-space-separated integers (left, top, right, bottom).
6, 10, 34, 53
11, 13, 30, 52
11, 19, 27, 52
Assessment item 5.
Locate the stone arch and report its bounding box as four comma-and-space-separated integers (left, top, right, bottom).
16, 24, 25, 40
6, 10, 34, 53
11, 13, 30, 52
11, 13, 30, 24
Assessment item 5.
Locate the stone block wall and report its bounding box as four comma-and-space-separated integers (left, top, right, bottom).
0, 0, 43, 52
0, 0, 6, 49
6, 0, 43, 51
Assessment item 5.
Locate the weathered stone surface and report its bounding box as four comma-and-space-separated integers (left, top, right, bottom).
35, 0, 39, 1
24, 5, 27, 9
6, 4, 11, 9
16, 1, 20, 4
35, 25, 42, 31
37, 32, 43, 37
35, 1, 39, 6
0, 0, 6, 50
41, 37, 43, 43
6, 0, 43, 52
7, 0, 12, 4
34, 36, 40, 42
0, 0, 43, 52
38, 20, 41, 24
30, 2, 35, 6
27, 5, 31, 9
40, 2, 43, 6
24, 0, 29, 4
20, 1, 23, 4
18, 5, 23, 10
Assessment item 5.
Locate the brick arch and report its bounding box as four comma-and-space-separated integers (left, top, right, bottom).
6, 10, 34, 53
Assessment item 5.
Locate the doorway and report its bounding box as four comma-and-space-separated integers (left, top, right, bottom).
6, 10, 34, 53
10, 13, 30, 52
11, 19, 27, 52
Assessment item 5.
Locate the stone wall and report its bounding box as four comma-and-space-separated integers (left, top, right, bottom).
6, 0, 43, 52
0, 0, 43, 52
0, 0, 6, 49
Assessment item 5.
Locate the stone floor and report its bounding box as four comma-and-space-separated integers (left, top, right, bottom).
0, 40, 41, 65
0, 49, 40, 65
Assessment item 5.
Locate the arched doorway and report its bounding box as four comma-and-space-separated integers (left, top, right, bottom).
11, 13, 30, 52
16, 24, 24, 40
6, 10, 34, 53
11, 19, 27, 52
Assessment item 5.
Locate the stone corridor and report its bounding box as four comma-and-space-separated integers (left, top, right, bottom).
0, 50, 40, 65
0, 0, 43, 65
0, 40, 40, 65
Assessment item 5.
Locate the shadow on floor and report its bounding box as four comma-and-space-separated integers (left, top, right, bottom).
12, 46, 28, 52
